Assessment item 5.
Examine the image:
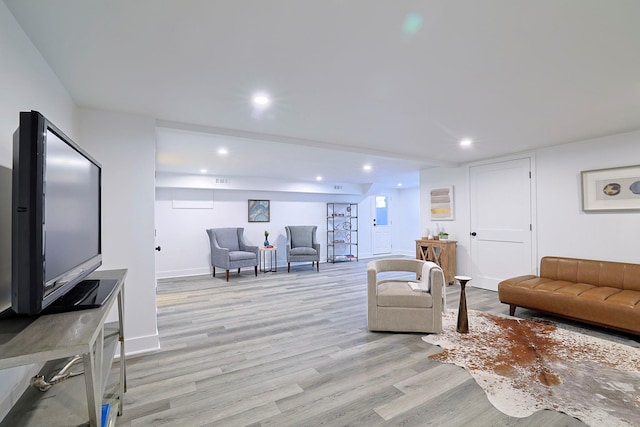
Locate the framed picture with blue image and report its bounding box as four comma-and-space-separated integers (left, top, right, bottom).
581, 164, 640, 212
248, 199, 270, 222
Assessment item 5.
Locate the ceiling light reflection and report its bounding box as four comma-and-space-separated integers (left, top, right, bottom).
252, 93, 271, 107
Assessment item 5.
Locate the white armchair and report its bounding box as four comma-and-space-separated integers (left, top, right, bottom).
367, 258, 444, 333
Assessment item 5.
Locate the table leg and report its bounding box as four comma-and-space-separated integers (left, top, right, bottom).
83, 351, 100, 427
457, 282, 469, 333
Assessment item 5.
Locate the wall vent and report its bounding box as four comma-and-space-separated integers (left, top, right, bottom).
334, 185, 343, 190
216, 178, 230, 185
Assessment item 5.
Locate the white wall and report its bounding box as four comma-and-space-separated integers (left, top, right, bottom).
420, 165, 471, 273
78, 108, 159, 355
155, 185, 420, 277
535, 131, 640, 262
0, 2, 77, 420
395, 186, 424, 256
421, 130, 640, 278
155, 188, 383, 277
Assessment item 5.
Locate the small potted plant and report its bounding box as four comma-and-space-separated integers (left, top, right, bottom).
439, 231, 449, 240
264, 230, 270, 246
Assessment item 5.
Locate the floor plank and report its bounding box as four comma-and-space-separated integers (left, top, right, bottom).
116, 259, 638, 426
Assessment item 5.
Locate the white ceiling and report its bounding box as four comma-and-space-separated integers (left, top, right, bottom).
5, 0, 640, 188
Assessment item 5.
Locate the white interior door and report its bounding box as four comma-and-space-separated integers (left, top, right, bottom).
470, 158, 533, 291
372, 194, 392, 255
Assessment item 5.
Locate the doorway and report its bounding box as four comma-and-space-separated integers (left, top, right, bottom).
372, 194, 392, 255
469, 157, 534, 291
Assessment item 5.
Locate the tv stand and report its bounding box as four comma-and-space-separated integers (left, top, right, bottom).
0, 269, 127, 427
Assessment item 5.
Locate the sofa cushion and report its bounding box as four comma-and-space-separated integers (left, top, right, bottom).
290, 226, 314, 248
377, 281, 433, 308
229, 251, 256, 261
290, 247, 317, 256
540, 256, 640, 290
215, 228, 240, 251
606, 290, 640, 308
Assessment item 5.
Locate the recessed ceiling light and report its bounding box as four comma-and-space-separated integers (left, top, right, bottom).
397, 183, 403, 187
200, 168, 207, 173
218, 148, 228, 155
363, 164, 372, 171
252, 93, 271, 107
316, 176, 323, 181
460, 138, 473, 147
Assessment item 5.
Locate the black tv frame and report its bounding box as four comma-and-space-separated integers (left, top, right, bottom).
12, 111, 103, 316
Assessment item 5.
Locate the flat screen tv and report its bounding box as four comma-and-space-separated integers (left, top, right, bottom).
12, 110, 103, 316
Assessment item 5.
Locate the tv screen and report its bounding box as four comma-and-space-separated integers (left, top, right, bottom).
12, 111, 103, 315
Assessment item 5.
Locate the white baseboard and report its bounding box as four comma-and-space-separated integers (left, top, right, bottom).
156, 267, 210, 279
121, 333, 160, 357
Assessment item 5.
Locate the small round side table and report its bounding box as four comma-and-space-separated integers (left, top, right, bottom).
259, 246, 277, 273
454, 275, 472, 333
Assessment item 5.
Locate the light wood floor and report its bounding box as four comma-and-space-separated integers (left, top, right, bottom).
115, 259, 638, 427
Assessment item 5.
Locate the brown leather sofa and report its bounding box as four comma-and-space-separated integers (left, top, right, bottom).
498, 256, 640, 335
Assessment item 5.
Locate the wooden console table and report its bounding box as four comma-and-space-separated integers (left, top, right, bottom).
415, 239, 457, 285
0, 269, 127, 427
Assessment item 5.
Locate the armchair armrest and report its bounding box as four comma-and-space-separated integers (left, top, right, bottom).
367, 262, 379, 296
212, 245, 230, 268
422, 261, 444, 312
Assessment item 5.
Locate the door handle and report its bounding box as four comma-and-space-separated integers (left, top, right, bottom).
470, 232, 477, 237
155, 246, 162, 251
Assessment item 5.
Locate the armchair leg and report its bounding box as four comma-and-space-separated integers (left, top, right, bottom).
288, 262, 291, 273
254, 266, 258, 276
212, 267, 216, 278
226, 270, 230, 282
317, 261, 319, 272
509, 304, 516, 316
237, 268, 241, 274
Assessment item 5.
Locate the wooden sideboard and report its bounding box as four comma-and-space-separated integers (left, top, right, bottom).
415, 239, 457, 286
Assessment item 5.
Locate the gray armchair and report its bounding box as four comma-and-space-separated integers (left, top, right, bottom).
206, 228, 258, 281
285, 225, 320, 272
367, 258, 444, 333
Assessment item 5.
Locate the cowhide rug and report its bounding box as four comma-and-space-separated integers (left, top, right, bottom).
422, 310, 640, 427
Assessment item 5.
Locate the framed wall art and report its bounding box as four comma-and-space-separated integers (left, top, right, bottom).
430, 186, 454, 220
581, 165, 640, 212
248, 199, 270, 222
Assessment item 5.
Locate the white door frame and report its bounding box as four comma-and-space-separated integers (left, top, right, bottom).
371, 193, 392, 255
467, 153, 538, 284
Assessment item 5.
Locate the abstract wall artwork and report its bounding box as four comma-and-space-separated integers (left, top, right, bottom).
430, 186, 454, 220
248, 199, 270, 222
581, 165, 640, 212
